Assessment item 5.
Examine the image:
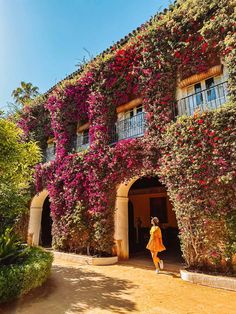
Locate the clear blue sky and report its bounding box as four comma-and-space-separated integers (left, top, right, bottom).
0, 0, 170, 110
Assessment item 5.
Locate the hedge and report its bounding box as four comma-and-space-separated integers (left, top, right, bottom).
0, 247, 53, 303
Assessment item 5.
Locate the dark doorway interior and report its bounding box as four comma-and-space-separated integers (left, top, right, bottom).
128, 176, 183, 265
40, 196, 52, 247
150, 197, 168, 223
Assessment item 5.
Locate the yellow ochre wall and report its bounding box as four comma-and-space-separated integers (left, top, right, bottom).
128, 192, 177, 228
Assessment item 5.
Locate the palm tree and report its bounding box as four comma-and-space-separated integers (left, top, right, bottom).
11, 82, 39, 106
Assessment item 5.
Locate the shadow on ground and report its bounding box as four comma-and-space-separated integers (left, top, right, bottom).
0, 265, 137, 314
117, 262, 180, 279
120, 250, 184, 276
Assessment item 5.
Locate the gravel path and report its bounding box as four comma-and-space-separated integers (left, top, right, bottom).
1, 261, 235, 314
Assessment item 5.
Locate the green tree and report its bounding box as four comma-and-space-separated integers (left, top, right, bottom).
6, 82, 39, 122
0, 117, 41, 233
11, 82, 39, 107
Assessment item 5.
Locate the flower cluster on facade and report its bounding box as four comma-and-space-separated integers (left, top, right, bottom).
19, 0, 235, 271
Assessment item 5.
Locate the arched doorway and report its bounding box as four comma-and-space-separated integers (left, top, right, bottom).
40, 196, 53, 247
115, 176, 182, 264
28, 190, 51, 246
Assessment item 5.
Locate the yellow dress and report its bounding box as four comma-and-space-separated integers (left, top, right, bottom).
146, 226, 166, 252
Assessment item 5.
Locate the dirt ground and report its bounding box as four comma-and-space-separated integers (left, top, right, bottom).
1, 260, 235, 314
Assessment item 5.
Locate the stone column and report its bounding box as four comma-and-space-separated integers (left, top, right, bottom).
28, 206, 43, 246
114, 196, 129, 260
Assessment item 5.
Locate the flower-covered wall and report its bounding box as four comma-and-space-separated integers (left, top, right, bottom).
19, 0, 235, 272
159, 103, 236, 271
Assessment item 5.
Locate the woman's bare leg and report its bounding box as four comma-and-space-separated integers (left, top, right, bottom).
151, 251, 160, 269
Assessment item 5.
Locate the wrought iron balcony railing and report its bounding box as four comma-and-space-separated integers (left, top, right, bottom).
177, 81, 228, 116
76, 133, 90, 151
43, 81, 229, 159
109, 111, 146, 144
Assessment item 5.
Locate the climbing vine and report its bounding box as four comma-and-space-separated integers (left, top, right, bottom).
18, 0, 235, 272
159, 103, 236, 271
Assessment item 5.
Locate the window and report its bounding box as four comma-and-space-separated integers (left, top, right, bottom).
194, 83, 203, 105
46, 142, 56, 154
205, 77, 216, 101
137, 105, 143, 114
124, 105, 143, 119
125, 106, 144, 138
46, 142, 56, 161
77, 129, 89, 150
178, 72, 228, 116
186, 76, 219, 114
116, 105, 145, 141
188, 77, 217, 103
82, 129, 89, 145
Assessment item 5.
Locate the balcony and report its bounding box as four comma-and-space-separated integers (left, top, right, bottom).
45, 145, 55, 162
177, 81, 228, 116
76, 132, 90, 151
109, 111, 146, 144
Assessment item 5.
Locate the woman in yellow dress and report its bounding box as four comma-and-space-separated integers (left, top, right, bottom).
146, 217, 166, 273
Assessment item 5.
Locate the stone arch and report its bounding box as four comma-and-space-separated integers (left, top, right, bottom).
114, 177, 139, 260
114, 176, 178, 260
28, 189, 49, 246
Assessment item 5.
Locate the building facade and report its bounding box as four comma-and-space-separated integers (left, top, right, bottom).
21, 0, 235, 272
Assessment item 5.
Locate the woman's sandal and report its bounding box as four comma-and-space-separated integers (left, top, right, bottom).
159, 260, 164, 270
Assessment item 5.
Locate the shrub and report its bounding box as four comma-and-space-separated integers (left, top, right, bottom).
0, 118, 41, 234
0, 247, 53, 303
0, 228, 28, 265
